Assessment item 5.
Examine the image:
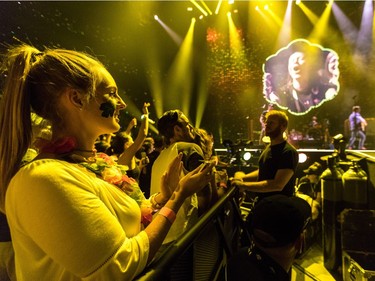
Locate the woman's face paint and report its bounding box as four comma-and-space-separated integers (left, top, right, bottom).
99, 99, 116, 118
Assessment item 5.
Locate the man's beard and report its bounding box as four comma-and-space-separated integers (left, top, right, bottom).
266, 126, 282, 139
182, 130, 194, 142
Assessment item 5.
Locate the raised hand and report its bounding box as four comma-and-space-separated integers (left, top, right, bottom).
143, 102, 150, 115
160, 153, 183, 201
177, 161, 215, 199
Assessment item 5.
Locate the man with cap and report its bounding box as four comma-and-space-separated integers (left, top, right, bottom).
225, 195, 311, 281
297, 162, 322, 204
348, 105, 367, 150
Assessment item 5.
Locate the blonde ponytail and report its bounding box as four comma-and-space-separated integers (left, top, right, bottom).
0, 45, 39, 212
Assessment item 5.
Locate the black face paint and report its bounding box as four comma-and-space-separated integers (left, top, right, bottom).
99, 100, 116, 118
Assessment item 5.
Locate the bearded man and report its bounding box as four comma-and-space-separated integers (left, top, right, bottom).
231, 110, 298, 203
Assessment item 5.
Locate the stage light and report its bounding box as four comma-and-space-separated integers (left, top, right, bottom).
222, 140, 253, 166
299, 153, 308, 163
187, 7, 193, 12
199, 15, 204, 20
189, 0, 208, 17
242, 151, 252, 161
227, 11, 231, 17
215, 0, 222, 15
296, 0, 301, 5
333, 133, 344, 142
255, 6, 260, 11
264, 4, 269, 10
154, 15, 159, 21
228, 0, 234, 4
200, 1, 213, 15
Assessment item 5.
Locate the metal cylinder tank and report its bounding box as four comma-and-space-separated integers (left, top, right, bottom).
342, 160, 368, 210
321, 155, 344, 272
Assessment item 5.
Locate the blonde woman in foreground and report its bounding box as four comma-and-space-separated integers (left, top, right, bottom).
0, 44, 214, 281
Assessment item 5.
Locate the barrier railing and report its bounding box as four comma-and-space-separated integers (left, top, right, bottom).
134, 185, 245, 281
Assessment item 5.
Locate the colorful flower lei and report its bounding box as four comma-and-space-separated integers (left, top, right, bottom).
38, 137, 153, 226
80, 153, 153, 226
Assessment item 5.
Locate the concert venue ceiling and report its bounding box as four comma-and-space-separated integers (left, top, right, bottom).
0, 1, 373, 145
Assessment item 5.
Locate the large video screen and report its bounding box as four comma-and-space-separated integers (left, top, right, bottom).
263, 39, 340, 115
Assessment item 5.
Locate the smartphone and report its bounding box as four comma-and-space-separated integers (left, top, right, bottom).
199, 160, 211, 172
141, 152, 149, 165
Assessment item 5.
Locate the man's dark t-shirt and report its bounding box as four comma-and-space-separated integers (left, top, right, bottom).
256, 141, 298, 201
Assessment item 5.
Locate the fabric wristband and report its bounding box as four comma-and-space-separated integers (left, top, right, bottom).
158, 206, 176, 224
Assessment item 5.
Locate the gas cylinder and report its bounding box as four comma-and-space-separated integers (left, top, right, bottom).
342, 160, 368, 210
321, 155, 344, 272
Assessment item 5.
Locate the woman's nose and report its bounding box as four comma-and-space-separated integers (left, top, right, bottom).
117, 97, 126, 109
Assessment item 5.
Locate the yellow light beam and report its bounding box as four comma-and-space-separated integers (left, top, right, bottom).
164, 18, 196, 116
308, 0, 333, 43
145, 49, 164, 121
190, 0, 208, 17
199, 0, 213, 15
194, 73, 208, 128
298, 2, 319, 25
215, 0, 223, 15
276, 0, 292, 51
254, 6, 279, 33
227, 12, 245, 55
266, 7, 283, 27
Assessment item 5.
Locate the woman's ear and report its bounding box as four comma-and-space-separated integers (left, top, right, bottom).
66, 89, 84, 110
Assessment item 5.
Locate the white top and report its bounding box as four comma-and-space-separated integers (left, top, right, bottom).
150, 143, 198, 245
6, 159, 149, 281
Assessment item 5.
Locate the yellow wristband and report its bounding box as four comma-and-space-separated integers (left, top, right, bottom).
158, 207, 176, 224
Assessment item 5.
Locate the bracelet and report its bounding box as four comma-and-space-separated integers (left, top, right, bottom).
150, 192, 166, 209
158, 207, 176, 224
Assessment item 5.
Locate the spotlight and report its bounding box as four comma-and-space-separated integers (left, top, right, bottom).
332, 133, 346, 150
242, 151, 252, 161
332, 133, 344, 142
332, 133, 347, 161
154, 15, 159, 21
298, 153, 308, 163
199, 15, 204, 20
255, 5, 260, 11
296, 0, 301, 5
222, 139, 253, 166
264, 4, 269, 10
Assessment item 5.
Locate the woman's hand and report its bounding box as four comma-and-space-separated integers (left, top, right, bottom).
160, 153, 183, 202
130, 117, 137, 127
177, 161, 215, 199
143, 102, 150, 115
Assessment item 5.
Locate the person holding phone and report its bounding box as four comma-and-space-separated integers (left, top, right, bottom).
151, 110, 217, 244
